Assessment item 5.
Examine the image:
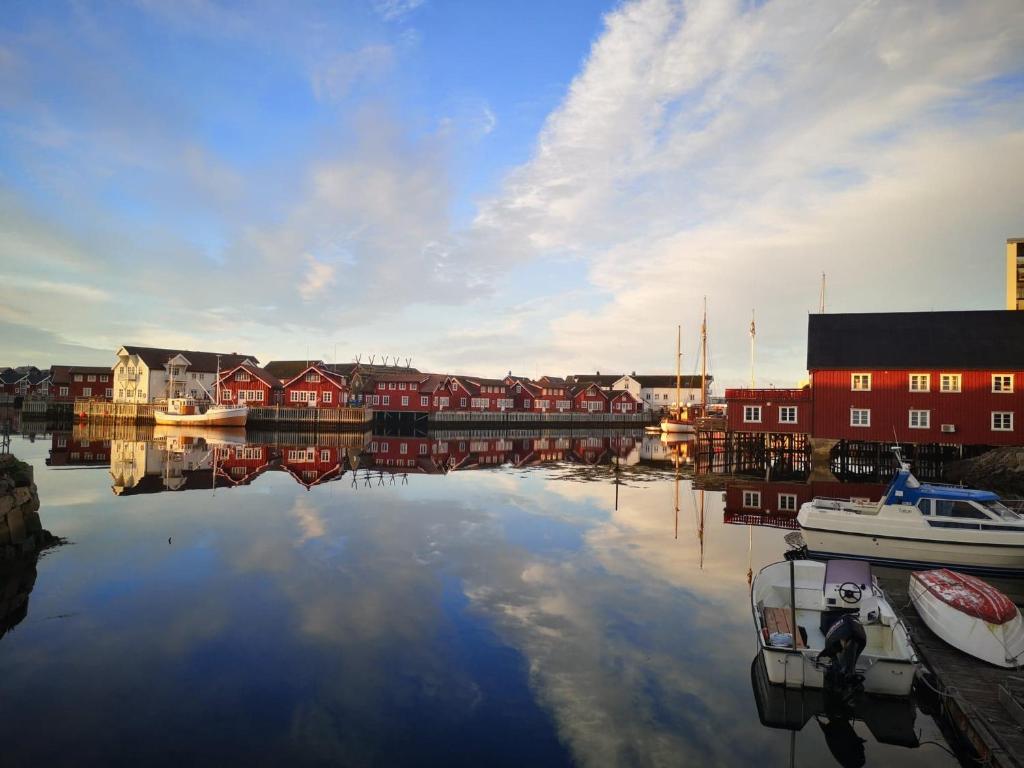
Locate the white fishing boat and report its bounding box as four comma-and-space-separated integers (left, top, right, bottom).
752, 558, 916, 695
797, 449, 1024, 575
909, 568, 1024, 668
153, 355, 248, 427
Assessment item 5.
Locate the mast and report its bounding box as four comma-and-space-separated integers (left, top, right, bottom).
675, 324, 681, 416
700, 297, 707, 409
749, 309, 756, 388
215, 354, 221, 405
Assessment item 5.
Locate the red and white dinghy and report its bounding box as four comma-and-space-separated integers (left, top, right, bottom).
910, 569, 1024, 668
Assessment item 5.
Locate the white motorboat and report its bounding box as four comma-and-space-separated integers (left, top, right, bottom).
154, 398, 248, 427
797, 450, 1024, 575
751, 558, 916, 695
909, 568, 1024, 668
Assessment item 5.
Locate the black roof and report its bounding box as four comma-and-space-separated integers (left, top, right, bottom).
120, 346, 258, 372
807, 311, 1024, 369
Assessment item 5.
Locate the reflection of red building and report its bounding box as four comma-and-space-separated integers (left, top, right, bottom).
46, 433, 111, 466
215, 444, 277, 486
722, 479, 887, 529
217, 364, 283, 406
277, 445, 346, 488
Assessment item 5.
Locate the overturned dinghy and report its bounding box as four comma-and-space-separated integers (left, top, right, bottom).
910, 569, 1024, 668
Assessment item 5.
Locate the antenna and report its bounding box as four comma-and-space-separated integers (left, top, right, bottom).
368, 355, 376, 366
354, 353, 362, 365
405, 357, 412, 369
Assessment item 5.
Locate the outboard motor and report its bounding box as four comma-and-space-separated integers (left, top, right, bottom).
818, 613, 867, 697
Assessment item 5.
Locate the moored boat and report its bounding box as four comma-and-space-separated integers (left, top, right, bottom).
751, 558, 916, 695
909, 568, 1024, 668
797, 450, 1024, 575
154, 399, 249, 427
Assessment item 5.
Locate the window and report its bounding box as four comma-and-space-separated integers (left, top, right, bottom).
382, 395, 390, 406
401, 396, 409, 406
778, 406, 797, 424
524, 399, 531, 409
934, 500, 990, 520
82, 387, 92, 397
940, 374, 961, 392
222, 390, 233, 401
305, 372, 320, 383
742, 490, 761, 508
993, 374, 1014, 393
100, 375, 108, 382
381, 442, 389, 453
73, 374, 83, 382
117, 388, 123, 399
992, 411, 1014, 431
909, 374, 930, 392
410, 383, 417, 391
400, 443, 408, 455
388, 382, 396, 390
60, 386, 69, 396
87, 375, 96, 382
235, 371, 250, 381
909, 409, 930, 429
105, 388, 112, 398
420, 396, 429, 407
743, 405, 762, 423
778, 494, 797, 512
399, 382, 406, 390
460, 397, 467, 407
851, 373, 872, 391
850, 408, 871, 427
322, 391, 332, 404
419, 443, 428, 455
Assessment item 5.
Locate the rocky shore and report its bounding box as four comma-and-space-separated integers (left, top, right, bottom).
0, 453, 58, 560
943, 446, 1024, 497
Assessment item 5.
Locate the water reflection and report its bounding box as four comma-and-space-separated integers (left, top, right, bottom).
0, 430, 964, 767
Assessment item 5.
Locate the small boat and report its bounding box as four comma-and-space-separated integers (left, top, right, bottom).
154, 398, 248, 427
909, 568, 1024, 668
797, 448, 1024, 575
752, 558, 916, 695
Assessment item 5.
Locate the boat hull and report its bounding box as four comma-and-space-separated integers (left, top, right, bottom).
800, 526, 1024, 575
154, 406, 248, 427
759, 647, 914, 696
660, 419, 694, 434
910, 573, 1024, 667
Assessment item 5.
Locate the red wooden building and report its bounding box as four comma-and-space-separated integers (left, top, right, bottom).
49, 366, 113, 402
217, 363, 283, 406
532, 377, 573, 412
572, 383, 608, 413
443, 377, 513, 412
367, 372, 436, 412
282, 364, 349, 408
607, 390, 641, 413
807, 311, 1024, 446
724, 387, 811, 434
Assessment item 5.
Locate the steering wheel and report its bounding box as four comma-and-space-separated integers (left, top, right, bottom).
838, 582, 863, 604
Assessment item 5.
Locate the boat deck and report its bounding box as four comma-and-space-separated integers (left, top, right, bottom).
879, 572, 1024, 767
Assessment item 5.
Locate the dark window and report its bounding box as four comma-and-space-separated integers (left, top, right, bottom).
934, 500, 990, 519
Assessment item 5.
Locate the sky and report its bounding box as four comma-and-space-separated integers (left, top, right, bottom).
1, 0, 1022, 388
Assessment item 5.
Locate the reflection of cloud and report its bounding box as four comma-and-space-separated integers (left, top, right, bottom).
290, 495, 327, 544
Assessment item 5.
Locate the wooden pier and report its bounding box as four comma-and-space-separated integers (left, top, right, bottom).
247, 406, 371, 428
74, 400, 159, 423
878, 572, 1024, 767
429, 411, 653, 426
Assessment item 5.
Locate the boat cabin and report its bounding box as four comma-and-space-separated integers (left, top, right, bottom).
883, 468, 1024, 529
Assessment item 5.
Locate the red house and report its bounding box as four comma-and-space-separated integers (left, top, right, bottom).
443, 377, 513, 412
607, 389, 641, 413
367, 372, 435, 412
282, 364, 349, 408
725, 387, 811, 434
808, 311, 1024, 446
217, 363, 283, 406
572, 383, 608, 413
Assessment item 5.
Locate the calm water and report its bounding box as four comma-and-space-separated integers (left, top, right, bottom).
0, 427, 962, 767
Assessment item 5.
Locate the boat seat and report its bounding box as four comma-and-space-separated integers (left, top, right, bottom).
762, 607, 806, 649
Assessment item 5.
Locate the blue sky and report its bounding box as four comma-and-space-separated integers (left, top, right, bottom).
1, 0, 1023, 386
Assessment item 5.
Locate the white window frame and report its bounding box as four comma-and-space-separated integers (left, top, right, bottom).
992, 411, 1014, 431
777, 493, 797, 512
382, 395, 390, 406
851, 373, 872, 391
322, 391, 332, 404
940, 373, 961, 393
850, 408, 871, 427
401, 396, 409, 406
742, 490, 761, 509
992, 374, 1014, 393
420, 395, 429, 407
743, 405, 762, 423
908, 373, 930, 392
908, 409, 930, 429
778, 406, 797, 424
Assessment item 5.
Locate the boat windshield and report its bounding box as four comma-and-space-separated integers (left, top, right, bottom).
981, 500, 1023, 521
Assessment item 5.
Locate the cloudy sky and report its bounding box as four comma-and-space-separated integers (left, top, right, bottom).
1, 0, 1022, 387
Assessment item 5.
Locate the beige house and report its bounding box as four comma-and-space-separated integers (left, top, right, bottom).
112, 346, 258, 404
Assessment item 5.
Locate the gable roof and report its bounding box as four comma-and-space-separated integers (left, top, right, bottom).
119, 346, 258, 372
265, 360, 322, 380
573, 383, 609, 399
626, 374, 709, 388
569, 373, 622, 387
807, 311, 1024, 370
281, 364, 348, 389
218, 363, 283, 389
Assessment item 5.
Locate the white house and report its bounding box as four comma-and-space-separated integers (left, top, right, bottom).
113, 346, 258, 404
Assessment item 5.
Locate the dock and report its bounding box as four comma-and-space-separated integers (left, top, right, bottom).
878, 572, 1024, 767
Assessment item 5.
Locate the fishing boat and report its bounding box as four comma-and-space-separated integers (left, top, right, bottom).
751, 558, 916, 695
909, 568, 1024, 667
153, 356, 248, 427
797, 449, 1024, 575
660, 301, 710, 434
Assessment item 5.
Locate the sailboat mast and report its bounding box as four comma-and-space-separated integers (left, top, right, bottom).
700, 297, 707, 408
749, 310, 756, 388
675, 324, 681, 415
215, 355, 221, 404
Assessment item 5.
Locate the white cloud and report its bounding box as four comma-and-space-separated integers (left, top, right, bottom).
310, 44, 394, 102
299, 254, 337, 301
372, 0, 425, 23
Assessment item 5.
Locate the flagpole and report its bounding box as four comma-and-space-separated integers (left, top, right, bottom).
749, 310, 756, 388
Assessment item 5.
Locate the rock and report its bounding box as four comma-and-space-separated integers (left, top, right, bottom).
945, 447, 1024, 496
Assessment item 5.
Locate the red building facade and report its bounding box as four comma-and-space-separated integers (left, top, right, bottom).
50, 366, 113, 402
282, 364, 349, 408
217, 364, 283, 406
725, 388, 811, 434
